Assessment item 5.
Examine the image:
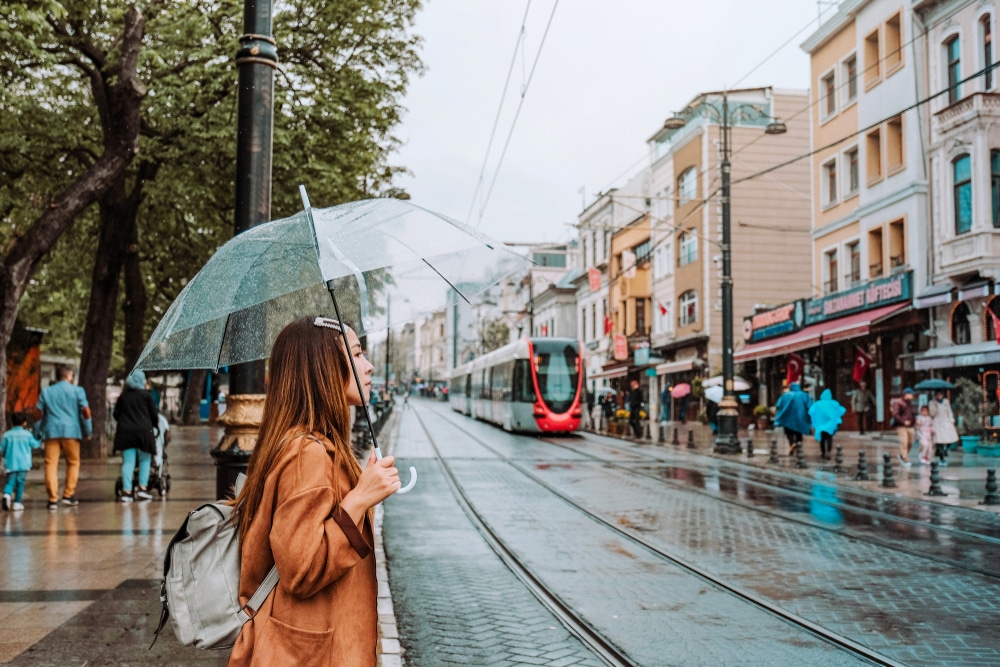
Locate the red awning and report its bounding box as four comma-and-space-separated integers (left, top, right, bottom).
733, 303, 908, 363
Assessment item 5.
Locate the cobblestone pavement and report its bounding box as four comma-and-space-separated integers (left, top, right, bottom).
411, 401, 1000, 667
386, 401, 876, 666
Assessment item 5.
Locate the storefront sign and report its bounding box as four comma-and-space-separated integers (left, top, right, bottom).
742, 300, 806, 343
588, 267, 601, 292
806, 271, 911, 325
613, 334, 629, 360
634, 345, 650, 366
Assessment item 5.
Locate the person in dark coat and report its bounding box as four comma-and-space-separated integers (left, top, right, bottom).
627, 379, 644, 438
113, 370, 159, 502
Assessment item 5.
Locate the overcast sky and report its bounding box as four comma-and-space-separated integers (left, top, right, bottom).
394, 0, 837, 245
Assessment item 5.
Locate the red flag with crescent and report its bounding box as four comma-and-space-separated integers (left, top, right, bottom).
786, 353, 804, 385
989, 307, 1000, 344
852, 346, 872, 383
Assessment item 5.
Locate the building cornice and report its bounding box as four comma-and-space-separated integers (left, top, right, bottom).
812, 182, 929, 239
800, 0, 867, 54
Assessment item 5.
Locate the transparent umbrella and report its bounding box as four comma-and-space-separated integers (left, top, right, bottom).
135, 187, 532, 494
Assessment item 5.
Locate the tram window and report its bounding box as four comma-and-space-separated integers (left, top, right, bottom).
532, 341, 580, 414
512, 360, 536, 402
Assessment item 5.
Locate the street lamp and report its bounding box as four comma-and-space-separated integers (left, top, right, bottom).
662, 91, 786, 455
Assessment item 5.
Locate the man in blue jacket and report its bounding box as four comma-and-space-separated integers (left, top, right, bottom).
36, 366, 92, 509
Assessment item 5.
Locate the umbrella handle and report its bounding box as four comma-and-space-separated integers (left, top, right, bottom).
373, 445, 418, 494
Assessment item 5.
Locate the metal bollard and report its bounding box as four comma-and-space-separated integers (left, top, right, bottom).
795, 441, 807, 469
855, 450, 871, 481
658, 423, 666, 444
981, 468, 1000, 506
643, 421, 651, 441
925, 461, 946, 496
768, 436, 780, 465
832, 444, 847, 473
687, 429, 695, 449
881, 452, 897, 488
746, 436, 755, 458
672, 426, 680, 446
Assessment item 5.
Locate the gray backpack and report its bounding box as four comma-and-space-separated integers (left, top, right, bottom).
151, 475, 278, 650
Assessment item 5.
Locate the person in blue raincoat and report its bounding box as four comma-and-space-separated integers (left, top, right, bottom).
809, 389, 846, 461
775, 382, 812, 455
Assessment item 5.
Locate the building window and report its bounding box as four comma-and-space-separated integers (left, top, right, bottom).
824, 249, 839, 294
886, 115, 904, 174
984, 15, 994, 91
634, 240, 651, 262
992, 150, 1000, 228
845, 147, 860, 196
678, 167, 697, 205
823, 159, 838, 206
844, 54, 858, 103
581, 237, 588, 268
869, 228, 884, 278
946, 35, 961, 104
865, 28, 881, 87
822, 71, 836, 118
662, 301, 673, 333
679, 230, 697, 266
847, 241, 861, 286
635, 298, 646, 334
952, 302, 972, 345
885, 13, 903, 72
888, 219, 906, 270
954, 154, 973, 234
679, 290, 698, 327
866, 128, 882, 184
581, 307, 588, 341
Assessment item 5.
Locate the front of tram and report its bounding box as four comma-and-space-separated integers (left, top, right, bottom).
530, 338, 583, 432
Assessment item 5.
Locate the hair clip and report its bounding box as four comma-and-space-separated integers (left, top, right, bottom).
313, 317, 343, 331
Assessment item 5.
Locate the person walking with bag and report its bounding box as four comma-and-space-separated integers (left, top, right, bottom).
228, 317, 399, 667
112, 370, 159, 502
929, 390, 958, 466
36, 365, 92, 509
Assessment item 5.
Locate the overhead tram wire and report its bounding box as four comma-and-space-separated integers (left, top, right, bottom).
474, 0, 561, 230
465, 0, 533, 224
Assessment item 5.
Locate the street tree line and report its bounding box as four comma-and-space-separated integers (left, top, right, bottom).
1, 0, 423, 455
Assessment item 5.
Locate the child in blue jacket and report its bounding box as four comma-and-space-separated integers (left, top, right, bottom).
2, 412, 42, 511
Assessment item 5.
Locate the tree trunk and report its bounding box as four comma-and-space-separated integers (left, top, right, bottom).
0, 9, 145, 441
182, 369, 207, 425
122, 212, 148, 371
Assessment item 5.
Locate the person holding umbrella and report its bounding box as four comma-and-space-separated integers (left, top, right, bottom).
929, 389, 958, 466
808, 389, 846, 460
228, 317, 400, 666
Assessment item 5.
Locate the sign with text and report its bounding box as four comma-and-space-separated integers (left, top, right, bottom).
613, 334, 629, 360
588, 267, 601, 292
742, 300, 806, 343
806, 271, 911, 325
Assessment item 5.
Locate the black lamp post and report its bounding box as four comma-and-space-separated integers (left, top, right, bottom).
662, 91, 786, 454
211, 0, 277, 498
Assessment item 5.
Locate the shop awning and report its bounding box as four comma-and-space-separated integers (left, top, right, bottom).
589, 366, 628, 380
914, 341, 1000, 370
655, 359, 703, 375
733, 303, 909, 363
958, 280, 992, 301
913, 283, 954, 309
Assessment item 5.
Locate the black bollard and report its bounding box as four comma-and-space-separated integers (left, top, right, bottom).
925, 461, 946, 496
687, 429, 695, 449
672, 426, 680, 446
768, 436, 780, 465
982, 468, 1000, 506
643, 421, 651, 441
855, 450, 871, 481
881, 452, 897, 488
833, 444, 847, 473
795, 441, 807, 469
658, 423, 666, 444
746, 437, 755, 458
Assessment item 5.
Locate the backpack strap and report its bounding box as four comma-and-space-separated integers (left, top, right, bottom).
237, 565, 279, 623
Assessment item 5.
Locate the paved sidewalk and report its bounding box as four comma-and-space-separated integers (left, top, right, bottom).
603, 421, 1000, 513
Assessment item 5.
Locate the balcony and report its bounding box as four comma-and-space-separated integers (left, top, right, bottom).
940, 230, 1000, 275
824, 278, 839, 294
934, 92, 1000, 136
869, 262, 884, 278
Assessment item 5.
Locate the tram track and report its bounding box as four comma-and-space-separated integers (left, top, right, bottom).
410, 405, 905, 667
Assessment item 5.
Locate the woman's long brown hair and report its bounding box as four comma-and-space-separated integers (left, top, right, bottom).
231, 316, 363, 538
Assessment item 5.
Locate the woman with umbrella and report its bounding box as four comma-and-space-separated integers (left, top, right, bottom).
929, 389, 958, 466
228, 317, 400, 666
808, 389, 846, 461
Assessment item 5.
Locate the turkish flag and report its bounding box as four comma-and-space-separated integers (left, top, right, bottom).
786, 353, 804, 385
604, 316, 614, 335
658, 301, 668, 316
852, 346, 872, 383
989, 308, 1000, 344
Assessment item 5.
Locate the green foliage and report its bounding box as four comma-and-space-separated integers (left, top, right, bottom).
953, 377, 987, 437
753, 404, 770, 419
481, 319, 510, 354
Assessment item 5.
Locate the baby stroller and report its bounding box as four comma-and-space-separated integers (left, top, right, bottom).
114, 420, 172, 498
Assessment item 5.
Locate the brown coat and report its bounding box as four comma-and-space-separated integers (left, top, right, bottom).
228, 433, 376, 667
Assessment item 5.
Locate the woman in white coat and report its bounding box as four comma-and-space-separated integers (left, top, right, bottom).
928, 390, 959, 465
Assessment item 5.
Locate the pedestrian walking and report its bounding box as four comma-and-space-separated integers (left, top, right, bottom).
1, 412, 41, 512
928, 390, 958, 466
584, 388, 595, 430
706, 399, 719, 435
36, 365, 92, 509
890, 388, 916, 467
112, 370, 159, 502
659, 384, 672, 423
851, 381, 875, 435
916, 405, 935, 465
808, 389, 845, 460
775, 381, 812, 455
627, 380, 644, 438
228, 317, 399, 667
601, 392, 615, 429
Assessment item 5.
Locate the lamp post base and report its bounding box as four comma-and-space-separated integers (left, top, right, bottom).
210, 393, 265, 500
713, 396, 741, 454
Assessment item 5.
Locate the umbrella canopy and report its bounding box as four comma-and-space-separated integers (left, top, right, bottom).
594, 387, 617, 399
704, 386, 724, 403
914, 379, 955, 391
703, 375, 752, 391
670, 383, 692, 398
136, 196, 530, 372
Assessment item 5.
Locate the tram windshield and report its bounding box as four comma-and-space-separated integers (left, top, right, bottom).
533, 340, 580, 414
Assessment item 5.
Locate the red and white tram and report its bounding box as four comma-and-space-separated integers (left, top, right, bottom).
449, 338, 583, 433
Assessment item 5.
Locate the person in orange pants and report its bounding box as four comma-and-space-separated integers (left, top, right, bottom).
36, 366, 92, 509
